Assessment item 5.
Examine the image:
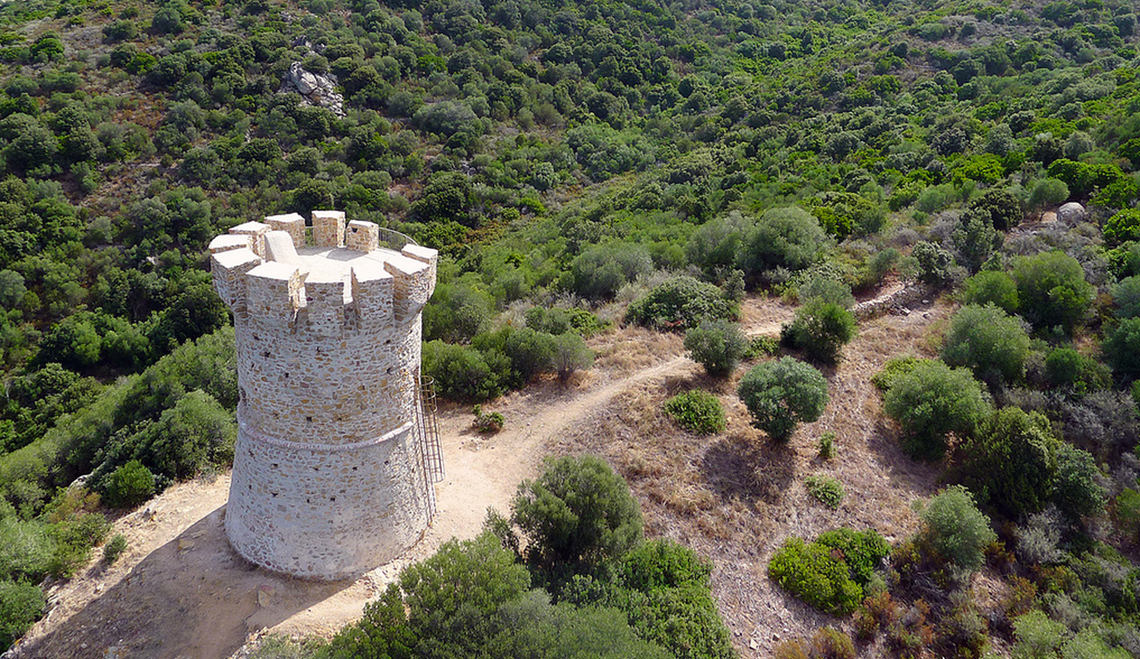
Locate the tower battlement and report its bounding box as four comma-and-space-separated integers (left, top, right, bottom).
208, 215, 437, 333
209, 211, 439, 580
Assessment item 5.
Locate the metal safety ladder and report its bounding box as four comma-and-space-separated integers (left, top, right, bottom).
414, 374, 445, 520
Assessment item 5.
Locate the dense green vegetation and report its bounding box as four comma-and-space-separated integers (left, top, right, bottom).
1, 0, 1140, 652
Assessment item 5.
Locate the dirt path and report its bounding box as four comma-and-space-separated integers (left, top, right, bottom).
7, 293, 847, 659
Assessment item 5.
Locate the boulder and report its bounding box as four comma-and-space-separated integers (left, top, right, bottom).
279, 61, 345, 117
1057, 201, 1087, 224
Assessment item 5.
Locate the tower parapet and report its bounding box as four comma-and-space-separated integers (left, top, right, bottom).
209, 211, 439, 579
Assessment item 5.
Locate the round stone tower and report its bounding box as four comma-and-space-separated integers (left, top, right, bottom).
208, 210, 440, 579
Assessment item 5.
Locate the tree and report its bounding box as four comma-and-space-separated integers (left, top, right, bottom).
737, 357, 829, 442
1027, 178, 1069, 210
882, 360, 990, 460
960, 407, 1058, 518
510, 455, 643, 575
908, 241, 957, 287
736, 207, 826, 278
919, 486, 996, 572
781, 299, 856, 364
941, 305, 1030, 384
961, 271, 1019, 314
569, 244, 652, 300
965, 188, 1022, 230
684, 320, 747, 376
1011, 251, 1093, 333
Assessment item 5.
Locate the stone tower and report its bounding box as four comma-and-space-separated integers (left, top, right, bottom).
208, 211, 441, 580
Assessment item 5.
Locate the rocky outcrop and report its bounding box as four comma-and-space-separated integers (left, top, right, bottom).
278, 61, 344, 116
1057, 201, 1087, 224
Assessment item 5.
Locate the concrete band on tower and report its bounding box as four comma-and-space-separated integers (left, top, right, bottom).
208, 211, 440, 580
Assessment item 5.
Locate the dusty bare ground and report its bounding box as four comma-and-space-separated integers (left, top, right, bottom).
551, 297, 952, 655
11, 291, 950, 659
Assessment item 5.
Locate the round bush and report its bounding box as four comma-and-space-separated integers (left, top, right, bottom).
1111, 275, 1140, 319
1103, 317, 1140, 378
941, 304, 1030, 383
735, 207, 826, 277
961, 270, 1019, 314
919, 486, 996, 572
882, 360, 990, 460
684, 320, 747, 376
625, 275, 738, 331
782, 299, 857, 364
102, 460, 156, 508
1103, 208, 1140, 246
664, 390, 726, 435
737, 357, 828, 442
1011, 251, 1093, 333
960, 407, 1058, 518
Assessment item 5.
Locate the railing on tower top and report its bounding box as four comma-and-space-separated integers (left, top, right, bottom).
378, 227, 418, 252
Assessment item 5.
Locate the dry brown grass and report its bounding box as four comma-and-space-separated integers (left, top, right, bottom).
553, 298, 955, 656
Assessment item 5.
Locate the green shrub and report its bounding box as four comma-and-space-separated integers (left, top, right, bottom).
423, 282, 493, 343
1044, 348, 1110, 392
525, 306, 608, 337
768, 529, 888, 616
1102, 317, 1140, 378
570, 244, 653, 300
1027, 178, 1069, 210
961, 270, 1019, 314
102, 533, 127, 564
918, 486, 995, 572
871, 355, 924, 392
685, 211, 752, 277
1011, 610, 1067, 658
0, 580, 44, 651
626, 275, 738, 331
102, 460, 155, 508
422, 340, 506, 402
810, 627, 856, 659
805, 475, 844, 509
1103, 209, 1140, 246
1110, 275, 1140, 319
781, 299, 857, 364
941, 304, 1030, 383
965, 188, 1022, 230
818, 432, 835, 459
883, 360, 990, 460
738, 357, 829, 442
743, 335, 779, 359
684, 320, 746, 376
549, 332, 593, 382
769, 537, 863, 615
908, 241, 957, 287
664, 390, 726, 435
736, 207, 826, 277
1051, 443, 1107, 521
1011, 251, 1093, 334
960, 407, 1058, 518
510, 456, 643, 575
472, 405, 505, 434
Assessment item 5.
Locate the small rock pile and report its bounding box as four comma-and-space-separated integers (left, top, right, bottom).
278, 61, 344, 117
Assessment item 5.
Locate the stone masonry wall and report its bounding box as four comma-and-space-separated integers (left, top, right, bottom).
208, 211, 438, 579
